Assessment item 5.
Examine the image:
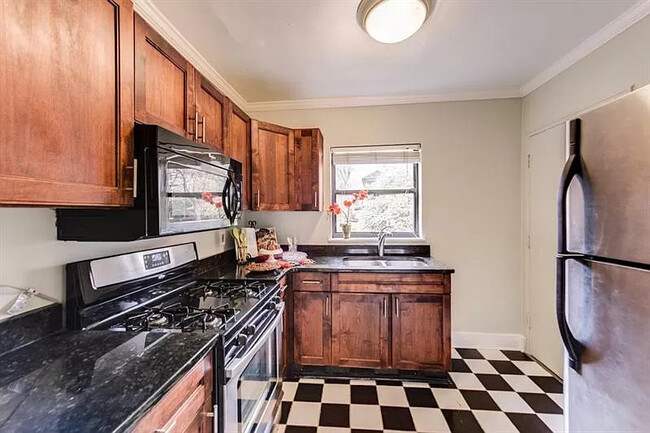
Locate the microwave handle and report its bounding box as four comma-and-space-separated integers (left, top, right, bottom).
222, 177, 232, 223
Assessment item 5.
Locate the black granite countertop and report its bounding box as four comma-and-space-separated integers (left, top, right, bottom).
0, 330, 218, 433
199, 253, 454, 283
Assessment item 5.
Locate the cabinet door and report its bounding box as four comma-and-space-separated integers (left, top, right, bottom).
194, 72, 226, 151
135, 14, 195, 139
332, 293, 389, 368
251, 121, 296, 210
0, 0, 134, 206
392, 294, 451, 370
295, 129, 323, 211
293, 291, 331, 365
224, 100, 251, 209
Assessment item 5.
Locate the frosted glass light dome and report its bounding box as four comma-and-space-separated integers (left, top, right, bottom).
357, 0, 434, 44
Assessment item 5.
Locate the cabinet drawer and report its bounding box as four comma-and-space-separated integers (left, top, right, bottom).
333, 273, 449, 294
134, 354, 211, 432
294, 272, 331, 292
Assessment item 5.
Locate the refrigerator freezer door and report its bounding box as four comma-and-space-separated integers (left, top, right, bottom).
568, 86, 650, 264
566, 258, 650, 432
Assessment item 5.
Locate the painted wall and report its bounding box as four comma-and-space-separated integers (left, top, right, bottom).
521, 16, 650, 370
249, 98, 525, 339
0, 208, 232, 321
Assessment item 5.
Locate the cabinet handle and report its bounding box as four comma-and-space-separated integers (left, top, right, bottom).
194, 111, 199, 141
301, 280, 322, 285
383, 297, 387, 318
202, 116, 206, 143
257, 189, 260, 209
325, 295, 329, 316
155, 419, 176, 433
314, 190, 318, 207
395, 298, 399, 317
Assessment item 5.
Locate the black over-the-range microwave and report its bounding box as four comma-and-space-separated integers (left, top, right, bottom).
56, 124, 242, 241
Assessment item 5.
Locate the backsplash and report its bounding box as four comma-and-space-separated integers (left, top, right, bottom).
0, 208, 233, 322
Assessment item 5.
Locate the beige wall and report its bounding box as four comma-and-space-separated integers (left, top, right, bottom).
521, 16, 650, 361
249, 98, 525, 337
0, 208, 232, 321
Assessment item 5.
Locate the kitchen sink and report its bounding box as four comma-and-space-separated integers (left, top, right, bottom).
341, 256, 429, 268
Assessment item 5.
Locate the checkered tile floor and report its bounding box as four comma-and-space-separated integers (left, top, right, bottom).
274, 348, 563, 433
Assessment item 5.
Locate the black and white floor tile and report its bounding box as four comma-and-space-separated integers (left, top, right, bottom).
275, 348, 563, 433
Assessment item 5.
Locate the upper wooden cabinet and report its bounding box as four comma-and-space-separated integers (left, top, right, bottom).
135, 14, 196, 139
295, 129, 324, 211
0, 0, 135, 206
194, 72, 227, 151
224, 100, 251, 209
251, 121, 296, 211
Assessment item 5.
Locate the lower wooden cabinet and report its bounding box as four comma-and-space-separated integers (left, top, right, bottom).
134, 353, 213, 433
293, 291, 331, 366
291, 272, 452, 372
331, 293, 390, 368
392, 294, 451, 370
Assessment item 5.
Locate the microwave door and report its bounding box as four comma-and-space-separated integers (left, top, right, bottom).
159, 151, 232, 235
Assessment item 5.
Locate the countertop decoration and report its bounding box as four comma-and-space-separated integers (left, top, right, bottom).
328, 189, 368, 239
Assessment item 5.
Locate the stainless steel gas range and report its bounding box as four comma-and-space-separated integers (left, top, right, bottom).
65, 243, 284, 433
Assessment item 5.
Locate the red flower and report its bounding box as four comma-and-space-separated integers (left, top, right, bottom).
343, 200, 353, 208
328, 203, 341, 215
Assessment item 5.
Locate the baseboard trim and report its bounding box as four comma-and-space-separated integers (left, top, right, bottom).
453, 332, 526, 351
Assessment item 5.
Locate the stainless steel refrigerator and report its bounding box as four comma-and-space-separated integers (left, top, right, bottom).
556, 85, 650, 432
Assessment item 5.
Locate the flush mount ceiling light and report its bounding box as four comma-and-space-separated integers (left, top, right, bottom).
357, 0, 434, 44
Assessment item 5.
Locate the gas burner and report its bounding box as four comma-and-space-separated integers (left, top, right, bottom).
203, 313, 221, 329
148, 313, 169, 326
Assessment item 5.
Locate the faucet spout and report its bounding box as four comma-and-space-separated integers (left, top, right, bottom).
377, 227, 393, 257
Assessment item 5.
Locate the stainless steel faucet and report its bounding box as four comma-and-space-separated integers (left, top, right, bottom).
377, 227, 393, 257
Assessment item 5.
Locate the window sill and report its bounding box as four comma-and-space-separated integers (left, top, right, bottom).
327, 237, 428, 245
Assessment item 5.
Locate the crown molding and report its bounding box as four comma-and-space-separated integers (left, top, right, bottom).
246, 88, 522, 112
133, 0, 249, 110
520, 0, 650, 96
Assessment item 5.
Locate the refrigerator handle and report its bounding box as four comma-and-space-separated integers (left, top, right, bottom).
556, 118, 585, 372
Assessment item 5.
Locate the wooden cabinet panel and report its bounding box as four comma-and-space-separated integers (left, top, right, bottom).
224, 100, 251, 209
251, 121, 296, 211
135, 14, 195, 139
332, 293, 389, 368
295, 128, 323, 211
134, 353, 213, 433
333, 273, 449, 294
194, 73, 226, 151
392, 294, 451, 371
0, 0, 134, 206
293, 291, 331, 365
293, 272, 331, 292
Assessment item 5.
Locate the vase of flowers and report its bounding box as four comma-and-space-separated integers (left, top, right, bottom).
328, 190, 368, 239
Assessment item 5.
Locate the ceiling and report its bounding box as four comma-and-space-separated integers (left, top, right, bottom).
150, 0, 641, 104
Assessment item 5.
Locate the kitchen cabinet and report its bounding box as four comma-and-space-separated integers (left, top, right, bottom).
135, 14, 196, 139
0, 0, 135, 206
134, 353, 213, 433
392, 294, 451, 370
224, 100, 252, 209
331, 293, 389, 368
293, 290, 331, 366
294, 129, 324, 211
290, 271, 451, 372
194, 72, 227, 151
251, 121, 297, 211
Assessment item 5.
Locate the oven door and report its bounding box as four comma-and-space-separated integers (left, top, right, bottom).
156, 144, 240, 235
223, 304, 284, 433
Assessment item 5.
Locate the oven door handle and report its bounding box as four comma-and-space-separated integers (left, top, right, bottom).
225, 303, 285, 380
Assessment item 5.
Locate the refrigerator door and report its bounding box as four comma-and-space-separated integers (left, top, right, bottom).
565, 258, 650, 432
567, 86, 650, 264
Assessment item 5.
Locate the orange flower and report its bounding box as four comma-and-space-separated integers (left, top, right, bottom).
328, 203, 341, 215
343, 200, 353, 208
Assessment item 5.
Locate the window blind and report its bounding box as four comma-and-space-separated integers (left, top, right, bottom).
331, 144, 421, 165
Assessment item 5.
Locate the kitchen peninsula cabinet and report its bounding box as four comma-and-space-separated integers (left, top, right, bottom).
291, 271, 451, 372
224, 100, 252, 209
251, 121, 297, 211
135, 14, 196, 139
134, 353, 213, 433
0, 0, 135, 206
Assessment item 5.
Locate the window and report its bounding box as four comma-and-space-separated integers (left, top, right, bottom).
331, 144, 421, 238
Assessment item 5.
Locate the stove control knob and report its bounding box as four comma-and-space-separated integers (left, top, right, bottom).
244, 324, 257, 335
236, 334, 249, 346
267, 301, 278, 311
272, 296, 281, 304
